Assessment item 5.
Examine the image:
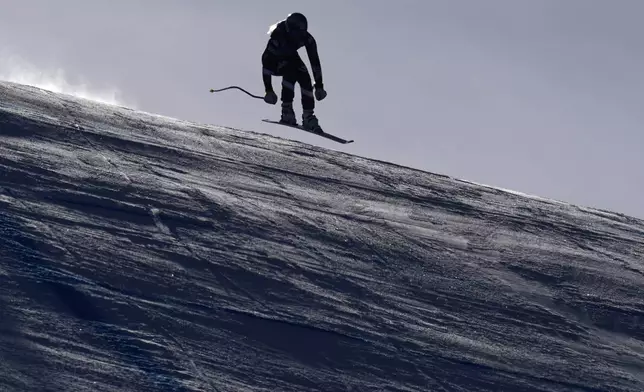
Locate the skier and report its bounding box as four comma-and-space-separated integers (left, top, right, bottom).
261, 12, 327, 133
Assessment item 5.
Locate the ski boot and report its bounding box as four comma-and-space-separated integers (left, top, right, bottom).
280, 101, 297, 126
302, 110, 323, 134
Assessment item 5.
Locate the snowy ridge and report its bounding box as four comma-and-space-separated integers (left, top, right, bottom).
1, 80, 643, 391
455, 178, 572, 206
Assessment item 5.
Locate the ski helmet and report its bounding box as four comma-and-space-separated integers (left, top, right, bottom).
285, 12, 308, 32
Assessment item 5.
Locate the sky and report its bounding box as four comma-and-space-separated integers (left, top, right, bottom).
0, 0, 642, 219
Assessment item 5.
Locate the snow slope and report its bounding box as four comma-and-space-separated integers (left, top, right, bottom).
1, 80, 643, 391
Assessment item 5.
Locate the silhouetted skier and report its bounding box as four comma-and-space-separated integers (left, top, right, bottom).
261, 12, 327, 133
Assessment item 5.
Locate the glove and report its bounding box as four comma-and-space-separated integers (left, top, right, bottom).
314, 86, 327, 101
264, 90, 278, 105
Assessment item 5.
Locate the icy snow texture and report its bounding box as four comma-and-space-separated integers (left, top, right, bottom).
1, 81, 643, 391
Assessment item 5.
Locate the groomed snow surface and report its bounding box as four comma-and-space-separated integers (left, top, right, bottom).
1, 81, 643, 391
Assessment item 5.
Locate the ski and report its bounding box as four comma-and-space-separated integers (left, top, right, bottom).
262, 119, 354, 144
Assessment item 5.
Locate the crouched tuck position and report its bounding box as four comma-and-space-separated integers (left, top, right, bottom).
262, 12, 327, 133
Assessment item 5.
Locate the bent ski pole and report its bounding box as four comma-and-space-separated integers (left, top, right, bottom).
209, 86, 263, 100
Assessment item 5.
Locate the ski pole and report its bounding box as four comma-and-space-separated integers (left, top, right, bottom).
209, 86, 263, 100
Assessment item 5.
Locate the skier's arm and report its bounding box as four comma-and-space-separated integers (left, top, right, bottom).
262, 69, 274, 92
305, 35, 323, 89
261, 50, 275, 93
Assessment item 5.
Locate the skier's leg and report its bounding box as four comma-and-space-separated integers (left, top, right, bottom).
293, 57, 322, 132
288, 56, 314, 112
280, 61, 298, 125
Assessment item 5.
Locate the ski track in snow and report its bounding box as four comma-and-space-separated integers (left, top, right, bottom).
1, 81, 644, 391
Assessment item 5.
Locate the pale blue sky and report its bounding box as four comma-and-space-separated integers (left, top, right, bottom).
1, 0, 642, 218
